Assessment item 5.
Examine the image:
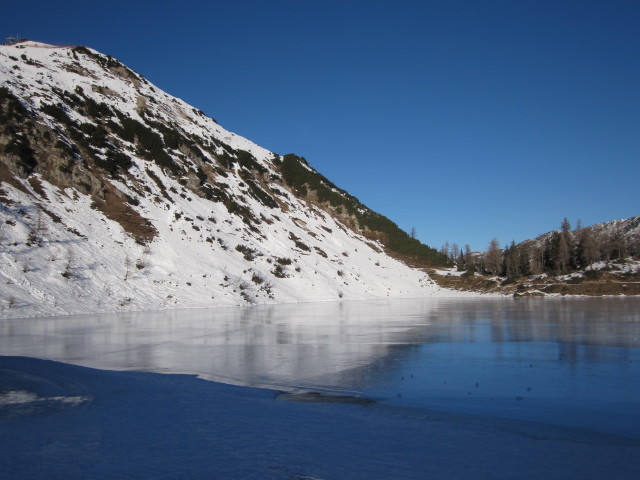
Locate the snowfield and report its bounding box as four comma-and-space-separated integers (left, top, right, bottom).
0, 170, 462, 319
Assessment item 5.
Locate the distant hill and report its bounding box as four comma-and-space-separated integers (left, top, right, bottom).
432, 217, 640, 296
0, 41, 455, 318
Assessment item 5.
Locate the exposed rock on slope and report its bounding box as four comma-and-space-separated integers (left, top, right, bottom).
0, 41, 456, 317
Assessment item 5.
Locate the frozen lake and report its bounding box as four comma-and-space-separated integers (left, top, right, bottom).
2, 296, 639, 439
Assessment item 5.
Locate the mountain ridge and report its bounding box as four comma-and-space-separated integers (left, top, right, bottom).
0, 41, 461, 318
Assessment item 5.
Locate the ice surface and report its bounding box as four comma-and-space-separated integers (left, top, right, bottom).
2, 297, 639, 440
2, 297, 640, 478
1, 353, 639, 480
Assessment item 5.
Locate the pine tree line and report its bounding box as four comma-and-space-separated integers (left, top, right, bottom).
442, 218, 640, 279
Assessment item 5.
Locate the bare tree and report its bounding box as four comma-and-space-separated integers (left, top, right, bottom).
607, 228, 627, 260
62, 248, 76, 279
530, 244, 545, 275
6, 296, 16, 309
440, 241, 450, 259
450, 243, 460, 262
485, 238, 502, 275
28, 210, 47, 246
630, 232, 640, 258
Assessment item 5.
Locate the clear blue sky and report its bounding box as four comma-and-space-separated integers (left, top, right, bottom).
3, 1, 639, 251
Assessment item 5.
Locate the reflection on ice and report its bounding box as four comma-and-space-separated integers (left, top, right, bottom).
0, 298, 449, 389
1, 296, 639, 438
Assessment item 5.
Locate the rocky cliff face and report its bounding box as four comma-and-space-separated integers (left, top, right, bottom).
0, 41, 456, 317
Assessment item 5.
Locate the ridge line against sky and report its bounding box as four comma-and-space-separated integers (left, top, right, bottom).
2, 0, 639, 251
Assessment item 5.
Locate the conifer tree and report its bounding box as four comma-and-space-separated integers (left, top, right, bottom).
577, 229, 600, 267
463, 244, 472, 267
551, 218, 574, 272
504, 240, 520, 278
544, 233, 559, 272
519, 243, 532, 276
557, 234, 570, 272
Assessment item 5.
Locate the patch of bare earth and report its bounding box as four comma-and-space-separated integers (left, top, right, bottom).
0, 163, 30, 195
91, 183, 156, 243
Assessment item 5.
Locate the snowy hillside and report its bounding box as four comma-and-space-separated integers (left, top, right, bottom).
0, 41, 460, 318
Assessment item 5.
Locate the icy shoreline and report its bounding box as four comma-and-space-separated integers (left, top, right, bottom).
1, 356, 639, 479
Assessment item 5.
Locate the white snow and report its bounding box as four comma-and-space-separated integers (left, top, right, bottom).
586, 260, 640, 274
433, 267, 466, 276
0, 389, 89, 406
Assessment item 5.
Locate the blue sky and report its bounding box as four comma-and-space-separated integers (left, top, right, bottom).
2, 1, 639, 251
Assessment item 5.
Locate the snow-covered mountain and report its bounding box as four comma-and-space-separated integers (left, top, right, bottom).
0, 41, 459, 318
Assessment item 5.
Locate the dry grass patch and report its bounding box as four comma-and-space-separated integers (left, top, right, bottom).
91, 183, 156, 243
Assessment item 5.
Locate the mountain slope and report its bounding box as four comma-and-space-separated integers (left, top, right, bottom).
0, 41, 458, 318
